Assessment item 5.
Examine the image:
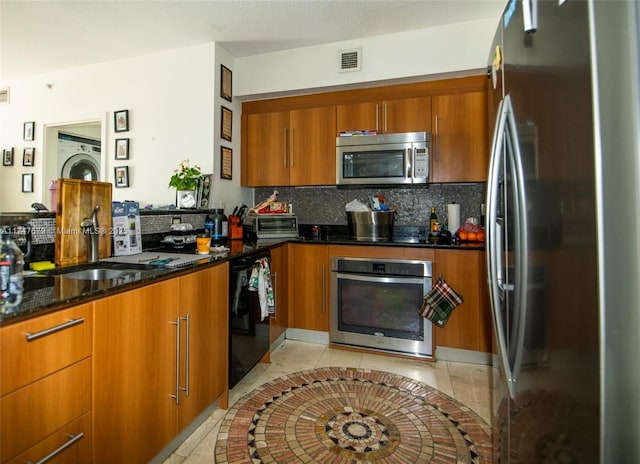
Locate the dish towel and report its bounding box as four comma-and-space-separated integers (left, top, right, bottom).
249, 257, 275, 320
418, 277, 464, 328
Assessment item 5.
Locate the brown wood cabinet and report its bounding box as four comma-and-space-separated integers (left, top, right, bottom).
431, 90, 489, 183
93, 279, 178, 463
288, 244, 330, 332
336, 96, 431, 134
93, 264, 229, 463
270, 244, 288, 344
0, 304, 92, 463
242, 75, 489, 186
244, 106, 336, 187
177, 263, 229, 428
432, 249, 492, 353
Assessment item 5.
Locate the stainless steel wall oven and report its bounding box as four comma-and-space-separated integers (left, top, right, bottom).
330, 257, 433, 358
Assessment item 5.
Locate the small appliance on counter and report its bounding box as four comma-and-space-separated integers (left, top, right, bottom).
243, 213, 299, 240
161, 223, 197, 250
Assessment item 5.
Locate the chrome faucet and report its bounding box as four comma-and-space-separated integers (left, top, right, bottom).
81, 205, 101, 263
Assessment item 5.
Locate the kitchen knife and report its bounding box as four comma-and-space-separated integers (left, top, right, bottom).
231, 205, 239, 217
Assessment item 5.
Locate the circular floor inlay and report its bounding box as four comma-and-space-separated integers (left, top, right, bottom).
215, 367, 492, 463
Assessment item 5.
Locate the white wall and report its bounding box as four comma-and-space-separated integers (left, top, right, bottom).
235, 18, 499, 98
0, 43, 219, 212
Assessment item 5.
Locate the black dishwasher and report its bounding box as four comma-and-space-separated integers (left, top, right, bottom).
228, 249, 271, 388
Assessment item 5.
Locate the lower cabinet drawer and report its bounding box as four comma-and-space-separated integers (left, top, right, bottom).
0, 358, 91, 461
0, 303, 92, 396
4, 413, 92, 464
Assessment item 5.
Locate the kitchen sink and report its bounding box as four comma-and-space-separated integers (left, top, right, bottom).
60, 268, 131, 280
40, 261, 160, 280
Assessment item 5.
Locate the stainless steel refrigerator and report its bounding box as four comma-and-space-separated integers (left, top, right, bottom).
486, 1, 640, 462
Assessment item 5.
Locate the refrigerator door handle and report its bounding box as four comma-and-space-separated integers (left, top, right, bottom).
486, 94, 530, 400
486, 96, 517, 398
504, 94, 530, 396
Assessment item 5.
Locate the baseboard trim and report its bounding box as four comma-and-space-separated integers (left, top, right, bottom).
435, 346, 492, 365
285, 328, 330, 345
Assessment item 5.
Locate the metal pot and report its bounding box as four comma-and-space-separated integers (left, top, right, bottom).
346, 211, 396, 241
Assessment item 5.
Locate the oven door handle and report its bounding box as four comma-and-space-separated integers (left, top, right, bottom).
335, 272, 427, 286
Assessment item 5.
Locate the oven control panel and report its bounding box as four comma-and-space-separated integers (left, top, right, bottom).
334, 257, 431, 278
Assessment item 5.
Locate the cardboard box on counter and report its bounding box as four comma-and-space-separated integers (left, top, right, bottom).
112, 201, 142, 256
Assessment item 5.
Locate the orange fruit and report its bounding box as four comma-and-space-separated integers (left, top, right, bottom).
468, 231, 477, 241
459, 230, 468, 241
477, 231, 486, 241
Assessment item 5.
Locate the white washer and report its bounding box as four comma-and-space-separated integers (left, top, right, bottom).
58, 132, 101, 181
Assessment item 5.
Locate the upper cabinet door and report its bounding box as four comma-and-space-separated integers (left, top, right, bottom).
431, 91, 489, 183
336, 101, 379, 134
381, 96, 432, 134
337, 97, 431, 134
289, 106, 337, 186
246, 111, 290, 186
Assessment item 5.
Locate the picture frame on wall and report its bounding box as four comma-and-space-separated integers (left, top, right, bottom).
23, 121, 35, 141
114, 110, 129, 132
22, 173, 33, 193
221, 146, 232, 180
23, 147, 35, 167
115, 138, 129, 160
3, 148, 14, 166
221, 106, 232, 142
221, 64, 232, 102
114, 166, 129, 188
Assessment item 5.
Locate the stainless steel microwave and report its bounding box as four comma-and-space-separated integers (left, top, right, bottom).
336, 131, 430, 185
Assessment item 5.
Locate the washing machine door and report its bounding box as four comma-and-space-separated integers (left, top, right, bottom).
61, 153, 100, 181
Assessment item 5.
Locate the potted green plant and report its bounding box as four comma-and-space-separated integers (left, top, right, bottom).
169, 160, 202, 209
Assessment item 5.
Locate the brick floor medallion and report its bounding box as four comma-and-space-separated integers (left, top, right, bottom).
215, 367, 492, 463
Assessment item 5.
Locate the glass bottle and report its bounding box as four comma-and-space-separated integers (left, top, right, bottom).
0, 229, 24, 314
429, 207, 438, 234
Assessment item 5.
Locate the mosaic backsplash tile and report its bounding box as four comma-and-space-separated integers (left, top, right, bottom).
256, 184, 486, 229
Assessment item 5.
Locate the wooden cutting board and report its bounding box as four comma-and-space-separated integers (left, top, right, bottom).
55, 179, 112, 266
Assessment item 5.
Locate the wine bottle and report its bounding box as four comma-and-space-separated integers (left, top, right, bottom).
429, 207, 438, 233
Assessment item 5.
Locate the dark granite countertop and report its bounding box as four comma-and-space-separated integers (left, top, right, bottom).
1, 234, 484, 327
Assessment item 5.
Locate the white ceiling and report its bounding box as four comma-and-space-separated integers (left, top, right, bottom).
0, 0, 506, 81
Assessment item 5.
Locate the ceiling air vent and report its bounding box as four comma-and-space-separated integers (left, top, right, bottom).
339, 48, 361, 72
0, 87, 9, 104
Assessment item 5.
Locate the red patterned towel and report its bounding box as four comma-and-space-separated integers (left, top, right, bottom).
418, 277, 464, 328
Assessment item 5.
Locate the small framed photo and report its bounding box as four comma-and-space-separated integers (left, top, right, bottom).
221, 64, 232, 102
22, 173, 34, 193
23, 147, 35, 166
221, 106, 232, 142
114, 109, 129, 132
23, 121, 35, 141
115, 138, 129, 160
221, 146, 232, 180
197, 174, 213, 209
114, 166, 130, 188
3, 148, 14, 166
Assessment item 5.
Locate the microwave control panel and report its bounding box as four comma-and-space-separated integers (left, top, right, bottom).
414, 147, 428, 179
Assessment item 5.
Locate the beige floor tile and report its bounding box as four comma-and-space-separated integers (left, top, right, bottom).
315, 346, 365, 368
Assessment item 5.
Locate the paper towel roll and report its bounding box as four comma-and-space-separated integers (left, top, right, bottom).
447, 203, 461, 233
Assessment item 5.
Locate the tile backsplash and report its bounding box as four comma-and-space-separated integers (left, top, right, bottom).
256, 184, 486, 229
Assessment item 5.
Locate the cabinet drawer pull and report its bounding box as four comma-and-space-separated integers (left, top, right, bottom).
321, 266, 326, 313
169, 317, 181, 404
435, 115, 439, 161
27, 432, 84, 464
25, 318, 85, 342
181, 313, 190, 397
